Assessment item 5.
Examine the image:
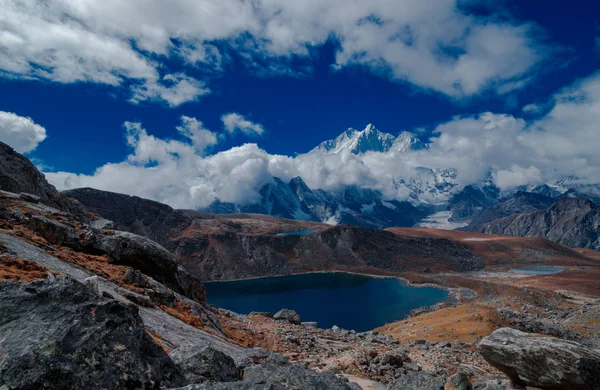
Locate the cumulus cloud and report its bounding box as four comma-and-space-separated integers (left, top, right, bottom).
129, 74, 210, 107
44, 70, 600, 208
222, 113, 265, 136
0, 111, 46, 153
0, 0, 551, 101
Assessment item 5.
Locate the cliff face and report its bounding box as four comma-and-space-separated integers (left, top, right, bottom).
65, 187, 484, 280
62, 187, 193, 245
483, 197, 600, 250
464, 191, 556, 232
0, 142, 89, 220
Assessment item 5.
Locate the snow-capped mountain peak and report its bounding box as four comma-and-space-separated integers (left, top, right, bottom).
391, 131, 427, 152
311, 124, 425, 155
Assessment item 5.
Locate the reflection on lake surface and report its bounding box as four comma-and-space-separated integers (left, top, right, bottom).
205, 273, 448, 332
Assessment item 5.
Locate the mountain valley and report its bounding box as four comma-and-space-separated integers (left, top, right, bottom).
1, 141, 600, 389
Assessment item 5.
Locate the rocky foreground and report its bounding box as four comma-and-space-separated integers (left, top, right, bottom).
1, 141, 600, 390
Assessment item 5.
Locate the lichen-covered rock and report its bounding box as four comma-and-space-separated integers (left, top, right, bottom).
274, 309, 301, 324
0, 275, 184, 390
478, 327, 600, 390
170, 345, 240, 384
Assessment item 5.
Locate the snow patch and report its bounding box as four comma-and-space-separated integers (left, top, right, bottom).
415, 211, 469, 230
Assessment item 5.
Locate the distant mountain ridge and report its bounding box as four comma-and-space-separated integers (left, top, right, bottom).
204, 176, 426, 229
482, 197, 600, 250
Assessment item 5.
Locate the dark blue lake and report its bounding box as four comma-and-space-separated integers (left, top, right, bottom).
510, 266, 565, 275
275, 229, 317, 236
205, 273, 448, 332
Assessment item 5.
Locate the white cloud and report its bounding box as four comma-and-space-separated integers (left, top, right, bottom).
0, 111, 46, 153
176, 116, 220, 154
129, 74, 210, 107
222, 113, 265, 136
43, 70, 600, 208
0, 0, 551, 100
522, 103, 541, 114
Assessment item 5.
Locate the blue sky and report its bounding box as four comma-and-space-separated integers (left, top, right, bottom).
0, 0, 599, 208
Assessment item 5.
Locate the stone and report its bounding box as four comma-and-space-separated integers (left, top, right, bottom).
89, 218, 114, 230
389, 372, 444, 390
170, 345, 240, 384
332, 325, 341, 332
249, 311, 274, 318
302, 321, 318, 328
404, 362, 421, 371
447, 372, 473, 390
0, 275, 184, 389
19, 192, 40, 203
83, 275, 100, 295
273, 309, 301, 324
26, 215, 81, 249
478, 327, 600, 390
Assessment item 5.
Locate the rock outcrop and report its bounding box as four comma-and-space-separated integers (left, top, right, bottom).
0, 142, 89, 220
22, 212, 206, 303
388, 372, 444, 390
482, 197, 600, 250
170, 345, 241, 384
82, 229, 207, 302
478, 327, 600, 390
62, 187, 193, 244
273, 309, 301, 324
0, 275, 185, 390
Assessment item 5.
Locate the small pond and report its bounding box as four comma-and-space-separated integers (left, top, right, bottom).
275, 229, 317, 236
510, 266, 565, 275
205, 272, 448, 332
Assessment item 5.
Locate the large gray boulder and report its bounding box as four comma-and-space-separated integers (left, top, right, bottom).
170, 345, 240, 384
171, 358, 358, 389
478, 327, 600, 390
388, 372, 444, 390
273, 309, 301, 324
0, 276, 184, 390
82, 229, 206, 303
27, 215, 81, 248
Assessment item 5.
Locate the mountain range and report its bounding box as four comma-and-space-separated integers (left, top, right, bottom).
200, 124, 600, 234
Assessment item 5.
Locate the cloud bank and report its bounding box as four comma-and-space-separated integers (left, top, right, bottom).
0, 0, 551, 105
43, 70, 600, 209
0, 111, 47, 153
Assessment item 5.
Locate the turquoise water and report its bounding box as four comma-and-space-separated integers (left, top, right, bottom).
205, 273, 448, 332
275, 229, 317, 236
510, 266, 565, 275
